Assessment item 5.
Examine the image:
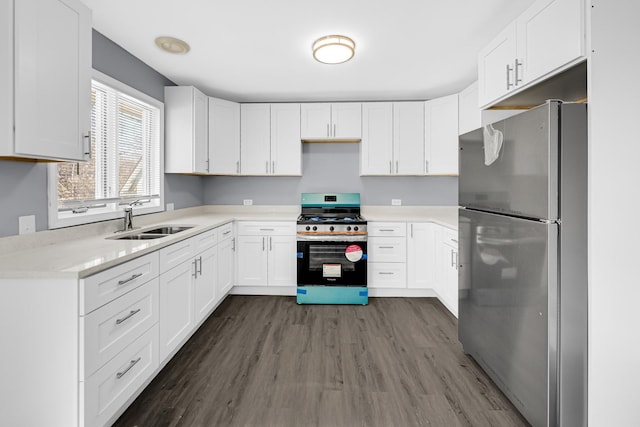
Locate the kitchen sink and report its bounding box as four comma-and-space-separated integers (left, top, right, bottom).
115, 234, 167, 240
109, 225, 194, 240
141, 226, 193, 235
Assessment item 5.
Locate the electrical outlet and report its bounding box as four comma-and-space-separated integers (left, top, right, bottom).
392, 199, 402, 206
243, 199, 253, 206
18, 215, 36, 235
166, 202, 175, 211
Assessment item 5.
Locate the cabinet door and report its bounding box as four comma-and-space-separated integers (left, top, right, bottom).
517, 0, 585, 84
217, 236, 235, 296
393, 102, 425, 175
268, 235, 297, 286
209, 97, 240, 175
368, 237, 407, 263
194, 245, 218, 323
192, 89, 209, 173
439, 243, 458, 317
240, 104, 271, 175
425, 94, 459, 175
236, 235, 268, 286
368, 263, 407, 289
332, 103, 362, 139
407, 223, 437, 289
477, 22, 517, 107
159, 260, 195, 361
271, 103, 301, 175
13, 0, 91, 161
361, 102, 393, 175
301, 103, 331, 139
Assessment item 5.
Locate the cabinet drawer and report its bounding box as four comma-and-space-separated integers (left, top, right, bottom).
80, 252, 159, 315
81, 324, 159, 427
368, 263, 407, 288
368, 237, 407, 263
81, 279, 159, 380
368, 222, 406, 237
237, 221, 296, 236
218, 222, 234, 241
159, 238, 195, 273
193, 228, 218, 253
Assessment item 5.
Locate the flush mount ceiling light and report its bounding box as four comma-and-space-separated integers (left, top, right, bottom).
312, 35, 355, 64
154, 36, 190, 54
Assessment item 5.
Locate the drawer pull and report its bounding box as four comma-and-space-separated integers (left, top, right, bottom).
451, 239, 458, 244
115, 309, 141, 325
259, 228, 275, 231
118, 273, 143, 286
378, 272, 394, 275
222, 230, 232, 235
378, 246, 394, 249
379, 229, 395, 232
116, 357, 141, 379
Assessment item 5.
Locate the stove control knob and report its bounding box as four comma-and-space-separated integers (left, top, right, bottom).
312, 226, 317, 231
354, 226, 359, 231
329, 226, 335, 231
305, 226, 310, 231
346, 226, 352, 231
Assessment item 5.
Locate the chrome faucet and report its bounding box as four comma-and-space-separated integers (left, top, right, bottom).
123, 207, 134, 231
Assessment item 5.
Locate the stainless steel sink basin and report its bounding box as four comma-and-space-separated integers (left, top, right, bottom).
115, 234, 167, 240
141, 226, 193, 235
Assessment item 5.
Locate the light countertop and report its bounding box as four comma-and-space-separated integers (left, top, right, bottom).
0, 205, 457, 279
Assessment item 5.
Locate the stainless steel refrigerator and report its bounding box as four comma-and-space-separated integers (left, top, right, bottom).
458, 101, 587, 427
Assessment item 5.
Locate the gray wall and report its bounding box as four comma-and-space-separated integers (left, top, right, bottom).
204, 143, 458, 205
0, 30, 204, 237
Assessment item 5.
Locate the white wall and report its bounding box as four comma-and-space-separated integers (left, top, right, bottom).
588, 1, 640, 425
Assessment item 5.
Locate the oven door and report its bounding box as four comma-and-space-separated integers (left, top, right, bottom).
297, 240, 367, 286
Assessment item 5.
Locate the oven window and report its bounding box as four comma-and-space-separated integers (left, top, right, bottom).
308, 245, 356, 272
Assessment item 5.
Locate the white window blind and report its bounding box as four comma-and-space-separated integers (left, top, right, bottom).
49, 72, 163, 228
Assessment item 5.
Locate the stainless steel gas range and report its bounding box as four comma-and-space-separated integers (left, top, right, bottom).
296, 193, 368, 305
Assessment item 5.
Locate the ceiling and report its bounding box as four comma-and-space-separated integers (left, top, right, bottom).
82, 0, 535, 103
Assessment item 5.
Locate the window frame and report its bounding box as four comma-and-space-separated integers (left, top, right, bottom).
47, 69, 165, 229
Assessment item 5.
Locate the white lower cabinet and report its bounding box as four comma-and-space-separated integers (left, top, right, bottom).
406, 223, 437, 289
436, 226, 459, 317
218, 231, 236, 295
236, 222, 296, 287
194, 245, 219, 323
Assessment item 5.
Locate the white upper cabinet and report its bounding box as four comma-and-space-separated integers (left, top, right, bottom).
425, 94, 459, 175
1, 0, 91, 161
478, 0, 586, 107
165, 86, 209, 174
240, 103, 301, 176
458, 81, 481, 136
301, 103, 361, 140
360, 102, 393, 175
393, 102, 425, 175
209, 97, 240, 175
270, 103, 302, 175
361, 102, 425, 176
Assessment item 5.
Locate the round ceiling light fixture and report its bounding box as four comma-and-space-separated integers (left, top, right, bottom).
154, 36, 190, 54
312, 35, 355, 64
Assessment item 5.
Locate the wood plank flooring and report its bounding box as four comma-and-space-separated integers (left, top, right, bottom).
114, 296, 529, 427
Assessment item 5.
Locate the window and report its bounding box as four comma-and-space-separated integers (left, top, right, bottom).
48, 70, 164, 228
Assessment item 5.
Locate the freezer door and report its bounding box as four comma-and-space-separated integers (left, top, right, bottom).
458, 208, 557, 427
459, 101, 559, 220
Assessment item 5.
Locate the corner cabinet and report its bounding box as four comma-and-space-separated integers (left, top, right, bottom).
300, 103, 361, 141
240, 103, 301, 175
165, 86, 209, 174
436, 226, 458, 317
425, 94, 459, 175
478, 0, 586, 107
1, 0, 92, 161
360, 102, 425, 176
209, 97, 240, 175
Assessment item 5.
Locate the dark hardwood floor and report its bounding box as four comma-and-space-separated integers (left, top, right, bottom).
114, 296, 528, 427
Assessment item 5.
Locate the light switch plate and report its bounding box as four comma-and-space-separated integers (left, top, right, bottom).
166, 203, 174, 211
19, 215, 36, 235
243, 199, 253, 206
392, 199, 402, 206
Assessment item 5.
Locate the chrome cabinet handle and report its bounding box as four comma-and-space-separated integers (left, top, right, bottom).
378, 272, 394, 275
425, 160, 429, 173
269, 236, 273, 251
236, 160, 240, 174
192, 259, 198, 278
266, 161, 269, 174
389, 161, 392, 174
396, 161, 398, 174
327, 124, 330, 137
515, 59, 523, 85
451, 249, 455, 267
83, 131, 91, 159
118, 273, 142, 286
197, 256, 203, 275
379, 229, 395, 232
262, 237, 265, 251
232, 237, 236, 251
410, 224, 414, 238
116, 357, 141, 379
455, 251, 459, 271
206, 158, 210, 173
451, 239, 458, 244
333, 123, 336, 137
378, 246, 394, 249
223, 230, 231, 236
272, 161, 275, 174
506, 64, 514, 89
260, 228, 275, 231
116, 309, 141, 325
